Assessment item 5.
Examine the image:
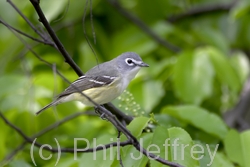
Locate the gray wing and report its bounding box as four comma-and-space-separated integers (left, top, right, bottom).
58, 75, 116, 98
58, 60, 119, 98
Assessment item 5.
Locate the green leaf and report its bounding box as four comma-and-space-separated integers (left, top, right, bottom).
80, 134, 117, 167
193, 141, 220, 167
224, 129, 250, 167
112, 26, 157, 56
40, 0, 69, 22
8, 160, 32, 167
0, 75, 30, 111
206, 47, 241, 93
230, 51, 250, 84
150, 126, 201, 167
44, 157, 78, 167
162, 105, 228, 139
241, 130, 250, 166
224, 129, 244, 166
167, 127, 200, 167
126, 116, 151, 138
144, 81, 164, 112
150, 126, 170, 167
230, 0, 250, 20
0, 75, 26, 98
120, 133, 153, 167
195, 28, 230, 54
121, 117, 150, 154
173, 49, 214, 104
0, 117, 6, 160
211, 152, 235, 167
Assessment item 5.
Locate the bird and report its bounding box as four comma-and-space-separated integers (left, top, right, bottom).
36, 52, 149, 115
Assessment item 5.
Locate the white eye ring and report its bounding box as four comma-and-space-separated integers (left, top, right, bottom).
125, 58, 134, 66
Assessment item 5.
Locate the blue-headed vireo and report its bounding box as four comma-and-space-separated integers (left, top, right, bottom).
36, 52, 149, 115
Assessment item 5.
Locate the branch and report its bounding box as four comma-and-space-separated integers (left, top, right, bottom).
7, 0, 53, 44
2, 22, 67, 81
0, 112, 183, 167
0, 18, 54, 46
28, 0, 132, 124
4, 1, 183, 166
0, 111, 95, 164
106, 0, 181, 53
224, 77, 250, 131
167, 1, 237, 23
6, 21, 131, 126
32, 111, 96, 138
104, 103, 133, 124
0, 111, 129, 153
0, 141, 27, 166
94, 107, 183, 167
29, 0, 84, 76
0, 111, 127, 153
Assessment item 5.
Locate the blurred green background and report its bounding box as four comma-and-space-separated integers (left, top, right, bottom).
0, 0, 250, 166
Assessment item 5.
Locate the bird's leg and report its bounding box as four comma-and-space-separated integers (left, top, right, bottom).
94, 106, 100, 114
94, 105, 106, 119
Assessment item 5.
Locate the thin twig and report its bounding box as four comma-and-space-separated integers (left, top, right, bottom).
0, 18, 54, 46
7, 0, 52, 44
0, 111, 130, 153
0, 141, 27, 166
2, 22, 66, 81
32, 111, 96, 138
82, 0, 99, 66
106, 0, 181, 53
117, 131, 124, 167
0, 111, 96, 164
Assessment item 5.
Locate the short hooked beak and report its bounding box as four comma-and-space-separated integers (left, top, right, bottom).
138, 62, 149, 67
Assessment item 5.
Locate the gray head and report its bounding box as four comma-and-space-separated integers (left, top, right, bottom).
86, 52, 148, 79
115, 52, 149, 71
113, 52, 149, 81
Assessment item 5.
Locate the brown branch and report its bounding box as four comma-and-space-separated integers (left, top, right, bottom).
106, 0, 181, 53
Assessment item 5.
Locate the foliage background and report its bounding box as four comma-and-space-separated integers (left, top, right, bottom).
0, 0, 250, 166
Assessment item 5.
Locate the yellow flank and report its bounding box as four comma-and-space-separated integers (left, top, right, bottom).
70, 78, 123, 106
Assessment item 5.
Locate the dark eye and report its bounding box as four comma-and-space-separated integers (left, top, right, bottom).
127, 59, 133, 64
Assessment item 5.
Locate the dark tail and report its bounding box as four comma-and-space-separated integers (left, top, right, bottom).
36, 100, 60, 115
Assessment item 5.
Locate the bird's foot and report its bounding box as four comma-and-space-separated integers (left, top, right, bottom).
94, 106, 106, 120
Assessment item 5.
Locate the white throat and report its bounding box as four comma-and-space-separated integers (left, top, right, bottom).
120, 66, 141, 91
